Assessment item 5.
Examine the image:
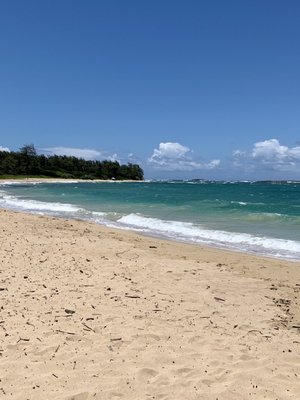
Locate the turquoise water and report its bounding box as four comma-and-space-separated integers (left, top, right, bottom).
1, 180, 300, 260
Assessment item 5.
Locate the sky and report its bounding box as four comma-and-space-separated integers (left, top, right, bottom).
0, 0, 300, 180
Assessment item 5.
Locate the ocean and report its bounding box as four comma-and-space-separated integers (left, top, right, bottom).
0, 180, 299, 261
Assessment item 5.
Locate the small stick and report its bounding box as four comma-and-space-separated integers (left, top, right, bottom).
82, 323, 95, 332
17, 338, 30, 343
214, 297, 225, 302
56, 329, 75, 335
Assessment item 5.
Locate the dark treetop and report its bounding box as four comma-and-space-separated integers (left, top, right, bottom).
0, 145, 144, 180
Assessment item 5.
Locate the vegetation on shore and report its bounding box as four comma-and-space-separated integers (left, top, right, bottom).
0, 145, 144, 180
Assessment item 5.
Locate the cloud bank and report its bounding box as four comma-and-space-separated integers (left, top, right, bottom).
148, 142, 220, 171
233, 139, 300, 172
40, 147, 103, 160
38, 147, 139, 165
0, 146, 10, 152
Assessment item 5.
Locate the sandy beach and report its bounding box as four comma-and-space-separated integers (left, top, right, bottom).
0, 178, 143, 184
0, 208, 299, 399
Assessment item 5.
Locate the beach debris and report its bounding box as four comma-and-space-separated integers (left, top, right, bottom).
79, 284, 94, 287
0, 288, 6, 291
82, 322, 95, 332
56, 329, 75, 335
51, 345, 60, 359
149, 245, 157, 249
65, 309, 75, 314
125, 294, 140, 299
17, 338, 30, 343
110, 338, 122, 341
214, 297, 225, 302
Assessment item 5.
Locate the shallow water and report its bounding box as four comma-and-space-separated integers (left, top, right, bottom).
1, 180, 299, 260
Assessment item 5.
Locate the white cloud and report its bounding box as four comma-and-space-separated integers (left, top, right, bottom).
152, 142, 190, 159
39, 146, 130, 164
148, 142, 220, 171
0, 146, 10, 152
206, 159, 221, 169
232, 149, 245, 157
40, 147, 104, 160
233, 139, 300, 171
107, 153, 120, 163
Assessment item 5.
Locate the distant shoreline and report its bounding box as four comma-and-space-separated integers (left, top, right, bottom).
1, 177, 300, 184
0, 177, 145, 184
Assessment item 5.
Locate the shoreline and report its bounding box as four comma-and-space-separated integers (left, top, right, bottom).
0, 204, 299, 263
0, 177, 145, 184
0, 208, 299, 399
1, 207, 299, 278
0, 178, 300, 263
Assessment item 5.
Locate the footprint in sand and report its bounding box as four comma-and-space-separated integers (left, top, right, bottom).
136, 333, 161, 343
175, 367, 194, 377
66, 392, 89, 400
138, 368, 159, 382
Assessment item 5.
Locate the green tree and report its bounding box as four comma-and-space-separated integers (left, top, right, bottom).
19, 144, 38, 175
20, 144, 37, 157
0, 144, 144, 180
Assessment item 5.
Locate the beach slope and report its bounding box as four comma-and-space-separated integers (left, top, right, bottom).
0, 209, 299, 399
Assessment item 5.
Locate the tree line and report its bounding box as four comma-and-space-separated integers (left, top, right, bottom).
0, 145, 144, 180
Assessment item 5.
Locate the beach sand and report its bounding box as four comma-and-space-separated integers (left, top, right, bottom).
0, 208, 299, 399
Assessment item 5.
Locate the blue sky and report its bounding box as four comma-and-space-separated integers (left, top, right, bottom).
1, 0, 300, 179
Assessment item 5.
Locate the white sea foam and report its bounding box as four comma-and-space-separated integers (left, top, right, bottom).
0, 193, 82, 213
0, 190, 111, 225
1, 190, 299, 261
0, 181, 33, 186
0, 180, 82, 186
117, 213, 300, 260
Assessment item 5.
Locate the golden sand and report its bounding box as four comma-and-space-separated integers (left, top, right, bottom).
0, 209, 299, 399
